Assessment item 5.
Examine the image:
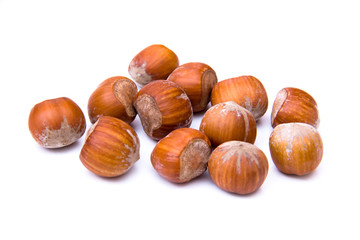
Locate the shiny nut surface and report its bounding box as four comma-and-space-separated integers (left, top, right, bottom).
208, 141, 269, 195
210, 75, 268, 120
271, 87, 319, 128
88, 76, 137, 124
167, 62, 217, 112
28, 97, 86, 148
128, 44, 179, 86
133, 80, 193, 140
79, 116, 140, 177
199, 101, 256, 147
269, 122, 323, 176
151, 128, 212, 183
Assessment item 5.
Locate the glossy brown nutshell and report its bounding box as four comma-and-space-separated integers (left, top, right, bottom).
79, 116, 140, 177
28, 97, 86, 148
271, 87, 319, 128
199, 101, 256, 147
128, 44, 179, 86
210, 75, 268, 120
167, 62, 218, 112
87, 76, 137, 124
269, 123, 323, 176
133, 80, 193, 140
151, 128, 212, 183
208, 141, 269, 195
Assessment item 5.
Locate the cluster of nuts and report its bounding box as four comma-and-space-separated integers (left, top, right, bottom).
28, 44, 323, 195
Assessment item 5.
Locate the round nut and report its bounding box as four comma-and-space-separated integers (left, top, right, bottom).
199, 101, 257, 147
271, 87, 320, 128
87, 76, 137, 124
167, 62, 218, 112
208, 141, 269, 195
151, 128, 212, 183
79, 116, 140, 177
269, 122, 323, 176
210, 75, 268, 120
128, 44, 179, 86
133, 80, 193, 140
28, 97, 86, 148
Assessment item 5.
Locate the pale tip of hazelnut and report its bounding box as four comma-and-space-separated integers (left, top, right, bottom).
113, 79, 137, 118
128, 62, 152, 86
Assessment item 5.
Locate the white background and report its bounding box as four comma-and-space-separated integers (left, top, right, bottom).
1, 0, 359, 239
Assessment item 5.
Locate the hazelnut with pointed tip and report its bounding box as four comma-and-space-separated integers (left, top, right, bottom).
28, 97, 86, 148
151, 128, 212, 183
208, 141, 269, 195
128, 44, 179, 86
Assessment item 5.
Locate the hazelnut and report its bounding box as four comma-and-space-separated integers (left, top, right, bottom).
269, 122, 323, 176
128, 44, 179, 86
210, 75, 268, 120
79, 116, 140, 177
199, 101, 256, 147
28, 97, 86, 148
271, 87, 320, 128
151, 128, 212, 183
133, 80, 193, 140
167, 62, 218, 112
208, 141, 269, 195
87, 76, 137, 124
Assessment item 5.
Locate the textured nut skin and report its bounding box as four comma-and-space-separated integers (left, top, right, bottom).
269, 123, 323, 176
79, 116, 140, 177
151, 128, 212, 183
133, 80, 193, 140
28, 97, 86, 148
88, 76, 137, 124
128, 44, 179, 86
167, 62, 218, 112
271, 87, 320, 128
210, 76, 268, 120
199, 101, 256, 147
208, 141, 269, 195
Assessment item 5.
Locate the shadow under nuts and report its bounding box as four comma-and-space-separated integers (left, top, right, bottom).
133, 80, 193, 140
79, 116, 140, 177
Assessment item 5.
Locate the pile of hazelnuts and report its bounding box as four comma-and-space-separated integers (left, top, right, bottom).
28, 44, 323, 195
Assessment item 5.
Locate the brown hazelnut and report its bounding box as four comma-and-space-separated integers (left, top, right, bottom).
167, 62, 218, 112
133, 80, 193, 140
128, 44, 179, 86
87, 76, 137, 124
271, 87, 320, 128
210, 75, 268, 120
151, 128, 212, 183
208, 141, 269, 194
199, 101, 256, 147
269, 122, 323, 176
79, 116, 140, 177
28, 97, 86, 148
